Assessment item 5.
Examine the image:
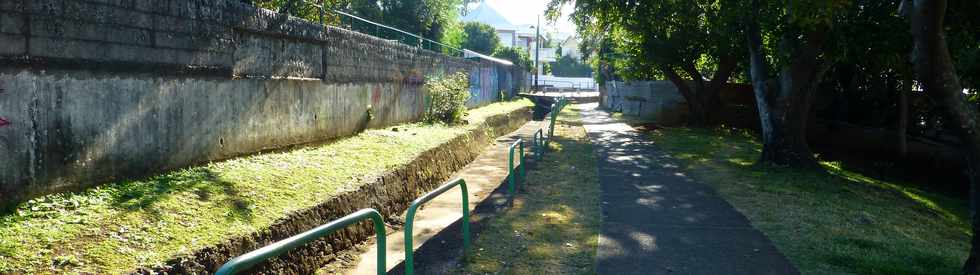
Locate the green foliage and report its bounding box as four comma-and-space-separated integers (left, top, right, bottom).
424, 72, 471, 124
441, 20, 466, 50
249, 0, 463, 48
549, 55, 592, 77
491, 46, 533, 72
462, 22, 500, 55
551, 0, 745, 82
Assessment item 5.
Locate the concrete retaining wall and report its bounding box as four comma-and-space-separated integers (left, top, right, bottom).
602, 81, 755, 126
0, 0, 526, 204
603, 81, 688, 124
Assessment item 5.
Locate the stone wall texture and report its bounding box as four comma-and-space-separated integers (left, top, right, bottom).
0, 0, 527, 204
603, 81, 689, 124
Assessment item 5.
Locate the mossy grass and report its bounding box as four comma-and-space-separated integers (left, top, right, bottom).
647, 126, 969, 275
0, 100, 532, 274
463, 104, 601, 274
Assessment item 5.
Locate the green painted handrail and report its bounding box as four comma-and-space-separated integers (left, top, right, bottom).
547, 103, 558, 146
214, 208, 387, 275
533, 128, 544, 159
403, 178, 470, 275
508, 138, 525, 195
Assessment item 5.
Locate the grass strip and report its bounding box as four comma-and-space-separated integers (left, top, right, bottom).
0, 100, 532, 274
462, 104, 601, 275
647, 126, 969, 275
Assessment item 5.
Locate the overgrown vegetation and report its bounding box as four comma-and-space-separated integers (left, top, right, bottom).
646, 126, 969, 275
423, 72, 472, 124
549, 55, 592, 77
0, 100, 532, 274
492, 46, 534, 72
250, 0, 465, 50
463, 104, 601, 274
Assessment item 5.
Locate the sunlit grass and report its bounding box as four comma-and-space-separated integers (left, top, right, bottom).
463, 104, 601, 275
0, 100, 533, 274
648, 126, 970, 275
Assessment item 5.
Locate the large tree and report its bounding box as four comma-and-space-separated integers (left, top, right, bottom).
903, 0, 979, 273
742, 0, 852, 168
552, 0, 743, 125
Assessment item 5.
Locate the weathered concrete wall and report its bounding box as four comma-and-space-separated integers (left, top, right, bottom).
603, 81, 689, 124
603, 81, 755, 125
0, 71, 423, 201
0, 0, 525, 203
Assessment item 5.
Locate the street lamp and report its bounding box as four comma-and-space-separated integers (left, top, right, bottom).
534, 15, 540, 91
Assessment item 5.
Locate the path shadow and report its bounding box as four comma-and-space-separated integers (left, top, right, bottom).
577, 103, 799, 275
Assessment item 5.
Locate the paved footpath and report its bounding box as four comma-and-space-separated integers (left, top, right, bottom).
579, 103, 799, 275
343, 117, 549, 275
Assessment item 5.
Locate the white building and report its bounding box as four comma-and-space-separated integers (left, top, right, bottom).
461, 2, 555, 74
559, 35, 581, 60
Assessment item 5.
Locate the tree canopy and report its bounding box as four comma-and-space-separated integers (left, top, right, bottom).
554, 0, 980, 271
492, 46, 534, 72
461, 22, 501, 55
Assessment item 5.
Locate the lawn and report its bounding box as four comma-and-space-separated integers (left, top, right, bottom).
647, 126, 970, 275
0, 100, 532, 274
462, 104, 602, 275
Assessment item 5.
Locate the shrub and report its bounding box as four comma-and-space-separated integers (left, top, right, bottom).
492, 46, 533, 72
424, 72, 471, 124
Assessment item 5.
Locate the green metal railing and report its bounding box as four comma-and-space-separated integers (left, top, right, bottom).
214, 208, 387, 275
403, 178, 470, 275
546, 103, 559, 147
544, 97, 568, 149
508, 138, 526, 196
273, 0, 464, 57
532, 128, 544, 160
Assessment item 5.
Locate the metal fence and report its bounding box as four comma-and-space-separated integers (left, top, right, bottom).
268, 0, 465, 57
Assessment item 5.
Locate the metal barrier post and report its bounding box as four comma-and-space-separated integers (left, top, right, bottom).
403, 178, 470, 275
215, 208, 387, 275
547, 103, 558, 144
508, 138, 525, 195
533, 128, 544, 159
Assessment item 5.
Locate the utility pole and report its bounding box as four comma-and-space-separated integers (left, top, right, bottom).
534, 15, 540, 91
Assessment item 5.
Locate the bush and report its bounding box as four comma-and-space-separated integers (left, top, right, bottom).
492, 46, 534, 72
424, 72, 471, 124
550, 55, 593, 77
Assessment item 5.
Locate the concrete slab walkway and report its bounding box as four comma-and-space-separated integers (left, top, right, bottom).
342, 118, 549, 275
580, 103, 799, 275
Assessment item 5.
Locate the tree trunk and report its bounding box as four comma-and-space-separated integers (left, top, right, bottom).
663, 56, 736, 126
907, 0, 980, 273
663, 66, 710, 125
898, 70, 911, 157
745, 0, 824, 168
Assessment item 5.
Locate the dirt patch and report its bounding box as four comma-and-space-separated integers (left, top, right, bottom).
140, 107, 532, 274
